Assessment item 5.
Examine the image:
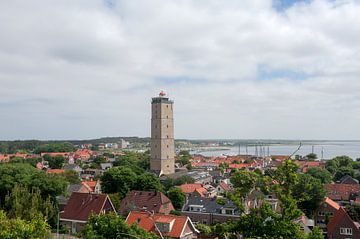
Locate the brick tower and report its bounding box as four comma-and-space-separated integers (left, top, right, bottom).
150, 91, 175, 176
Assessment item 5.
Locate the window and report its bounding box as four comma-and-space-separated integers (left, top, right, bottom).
318, 211, 325, 216
340, 228, 352, 235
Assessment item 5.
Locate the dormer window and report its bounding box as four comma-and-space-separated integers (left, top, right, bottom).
155, 219, 175, 233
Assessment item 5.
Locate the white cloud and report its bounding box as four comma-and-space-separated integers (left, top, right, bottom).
1, 0, 360, 140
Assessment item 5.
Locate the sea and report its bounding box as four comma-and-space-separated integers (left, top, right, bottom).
190, 141, 360, 160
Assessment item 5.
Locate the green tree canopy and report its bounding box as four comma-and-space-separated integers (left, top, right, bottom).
0, 210, 50, 239
230, 170, 260, 198
0, 163, 67, 204
167, 187, 186, 210
34, 142, 75, 154
292, 174, 326, 217
101, 167, 137, 198
306, 167, 332, 184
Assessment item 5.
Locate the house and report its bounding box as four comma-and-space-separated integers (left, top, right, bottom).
215, 182, 232, 196
63, 164, 83, 174
295, 215, 314, 234
119, 191, 174, 216
60, 192, 115, 234
314, 197, 340, 229
327, 207, 360, 239
179, 184, 216, 198
57, 183, 93, 211
46, 169, 65, 174
182, 194, 240, 225
0, 154, 9, 162
74, 149, 93, 161
126, 211, 199, 239
100, 162, 113, 170
41, 152, 72, 159
179, 184, 204, 194
339, 175, 359, 185
324, 184, 360, 205
295, 161, 326, 173
81, 169, 103, 180
82, 180, 101, 193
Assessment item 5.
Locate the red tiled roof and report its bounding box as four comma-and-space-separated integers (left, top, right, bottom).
271, 155, 290, 160
228, 163, 256, 169
179, 184, 203, 194
324, 197, 340, 210
195, 187, 207, 197
82, 181, 97, 192
324, 184, 360, 201
126, 211, 197, 238
327, 207, 360, 235
46, 169, 65, 174
219, 182, 231, 192
61, 192, 113, 222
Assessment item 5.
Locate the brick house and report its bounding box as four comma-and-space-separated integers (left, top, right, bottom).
119, 191, 174, 216
327, 207, 360, 239
60, 192, 115, 234
126, 211, 199, 239
314, 197, 340, 229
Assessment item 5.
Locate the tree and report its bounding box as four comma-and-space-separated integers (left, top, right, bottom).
346, 203, 360, 222
4, 184, 56, 226
81, 212, 158, 239
230, 170, 259, 198
176, 150, 192, 166
134, 173, 163, 192
306, 153, 318, 160
34, 142, 75, 154
0, 163, 67, 205
173, 175, 195, 185
292, 174, 326, 217
62, 170, 80, 184
307, 226, 324, 239
227, 204, 306, 239
274, 160, 302, 220
306, 168, 332, 184
167, 187, 186, 210
44, 155, 65, 169
101, 167, 137, 198
0, 210, 50, 239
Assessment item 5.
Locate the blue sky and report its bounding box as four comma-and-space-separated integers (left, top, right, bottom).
1, 0, 360, 140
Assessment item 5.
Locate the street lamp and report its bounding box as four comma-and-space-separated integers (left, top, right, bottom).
57, 210, 64, 239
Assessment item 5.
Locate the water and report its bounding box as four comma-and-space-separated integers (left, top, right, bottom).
192, 141, 360, 160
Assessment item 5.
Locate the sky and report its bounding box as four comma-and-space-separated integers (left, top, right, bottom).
1, 0, 360, 140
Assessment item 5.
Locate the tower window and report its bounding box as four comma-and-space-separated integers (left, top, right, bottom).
167, 135, 169, 138
166, 105, 169, 108
167, 125, 168, 128
166, 116, 168, 119
167, 145, 169, 148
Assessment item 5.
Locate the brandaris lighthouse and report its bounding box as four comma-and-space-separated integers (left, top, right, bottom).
150, 91, 175, 176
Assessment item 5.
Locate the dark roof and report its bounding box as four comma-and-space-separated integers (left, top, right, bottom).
339, 175, 359, 184
119, 191, 172, 214
183, 194, 240, 214
68, 184, 84, 193
61, 192, 113, 222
